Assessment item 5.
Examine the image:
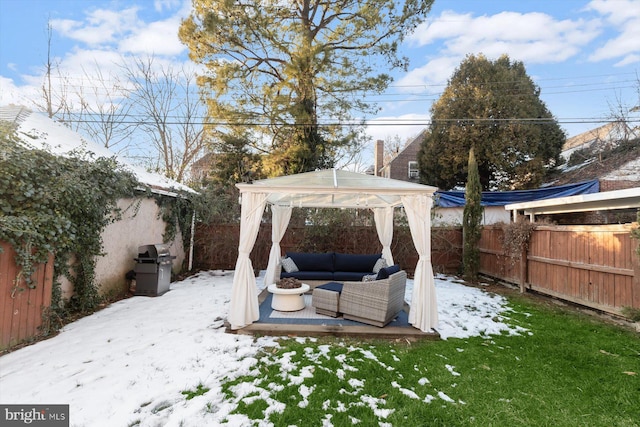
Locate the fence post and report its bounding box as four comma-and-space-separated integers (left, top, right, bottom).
519, 244, 528, 293
632, 237, 640, 310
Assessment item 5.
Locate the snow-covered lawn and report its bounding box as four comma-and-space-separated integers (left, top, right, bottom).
0, 271, 527, 426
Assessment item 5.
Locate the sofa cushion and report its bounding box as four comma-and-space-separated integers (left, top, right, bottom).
286, 252, 335, 272
315, 282, 344, 294
280, 271, 333, 281
333, 271, 369, 282
376, 264, 401, 280
334, 253, 382, 273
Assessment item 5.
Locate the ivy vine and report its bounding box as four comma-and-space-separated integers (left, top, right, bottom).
632, 210, 640, 258
153, 191, 195, 245
0, 122, 138, 327
498, 218, 538, 268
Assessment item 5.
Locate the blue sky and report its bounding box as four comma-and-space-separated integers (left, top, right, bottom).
1, 0, 639, 164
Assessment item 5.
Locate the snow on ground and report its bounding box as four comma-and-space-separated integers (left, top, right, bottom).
0, 271, 528, 426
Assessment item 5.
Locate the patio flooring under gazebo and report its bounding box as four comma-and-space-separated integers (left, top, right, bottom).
226, 289, 440, 340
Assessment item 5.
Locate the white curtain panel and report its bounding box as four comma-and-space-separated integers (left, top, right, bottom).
373, 206, 395, 265
401, 194, 439, 332
263, 205, 293, 288
228, 192, 268, 329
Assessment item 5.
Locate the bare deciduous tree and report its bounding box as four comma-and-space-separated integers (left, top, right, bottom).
36, 20, 67, 119
35, 21, 207, 184
121, 57, 208, 183
123, 57, 206, 182
72, 65, 137, 154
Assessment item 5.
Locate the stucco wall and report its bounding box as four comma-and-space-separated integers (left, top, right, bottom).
432, 206, 511, 226
60, 196, 187, 298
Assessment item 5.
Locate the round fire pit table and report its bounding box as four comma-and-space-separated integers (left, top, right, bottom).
267, 283, 310, 312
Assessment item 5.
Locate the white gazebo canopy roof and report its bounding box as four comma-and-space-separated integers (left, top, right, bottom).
236, 168, 437, 208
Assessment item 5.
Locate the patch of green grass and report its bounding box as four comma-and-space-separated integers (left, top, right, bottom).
181, 383, 210, 400
221, 294, 640, 426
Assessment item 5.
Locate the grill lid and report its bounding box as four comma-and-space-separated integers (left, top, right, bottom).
137, 243, 172, 259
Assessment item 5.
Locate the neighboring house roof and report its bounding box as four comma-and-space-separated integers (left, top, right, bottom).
435, 180, 599, 207
1, 105, 195, 195
561, 121, 638, 160
547, 138, 640, 187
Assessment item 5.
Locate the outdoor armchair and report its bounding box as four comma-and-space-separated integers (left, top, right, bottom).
339, 270, 407, 327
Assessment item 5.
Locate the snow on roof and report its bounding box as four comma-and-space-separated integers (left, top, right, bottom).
1, 105, 195, 195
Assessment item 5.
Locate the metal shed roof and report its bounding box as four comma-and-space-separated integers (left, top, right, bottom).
505, 187, 640, 221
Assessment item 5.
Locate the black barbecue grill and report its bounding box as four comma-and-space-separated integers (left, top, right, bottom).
133, 244, 176, 296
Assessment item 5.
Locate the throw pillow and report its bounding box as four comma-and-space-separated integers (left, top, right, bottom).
362, 274, 378, 282
281, 257, 299, 273
372, 257, 388, 273
376, 264, 401, 280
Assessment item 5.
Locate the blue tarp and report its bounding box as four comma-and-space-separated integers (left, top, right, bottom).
435, 180, 600, 207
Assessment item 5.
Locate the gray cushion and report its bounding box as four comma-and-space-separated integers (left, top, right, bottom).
281, 257, 299, 273
372, 258, 388, 273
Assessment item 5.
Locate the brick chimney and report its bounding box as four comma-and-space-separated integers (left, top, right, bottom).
374, 139, 384, 176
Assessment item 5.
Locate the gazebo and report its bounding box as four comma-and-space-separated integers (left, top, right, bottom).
229, 169, 439, 333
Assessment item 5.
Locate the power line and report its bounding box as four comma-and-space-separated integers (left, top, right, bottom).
37, 69, 638, 101
58, 116, 640, 127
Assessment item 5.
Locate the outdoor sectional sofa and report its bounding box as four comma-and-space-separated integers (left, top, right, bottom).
278, 251, 407, 327
279, 251, 386, 286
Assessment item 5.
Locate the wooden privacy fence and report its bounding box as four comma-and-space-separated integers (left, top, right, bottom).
0, 241, 54, 351
194, 224, 462, 276
479, 225, 640, 315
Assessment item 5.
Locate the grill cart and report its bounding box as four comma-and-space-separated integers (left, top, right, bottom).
133, 244, 176, 296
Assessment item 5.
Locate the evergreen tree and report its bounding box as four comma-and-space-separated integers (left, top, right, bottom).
419, 54, 565, 190
463, 147, 483, 282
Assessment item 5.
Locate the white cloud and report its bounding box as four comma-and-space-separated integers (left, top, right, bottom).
585, 0, 640, 25
57, 48, 125, 80
586, 0, 640, 65
118, 16, 186, 56
397, 56, 459, 88
366, 113, 429, 143
402, 9, 601, 88
614, 54, 640, 67
0, 76, 40, 107
0, 2, 197, 113
154, 0, 182, 12
411, 11, 598, 58
0, 76, 22, 104
51, 7, 141, 46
